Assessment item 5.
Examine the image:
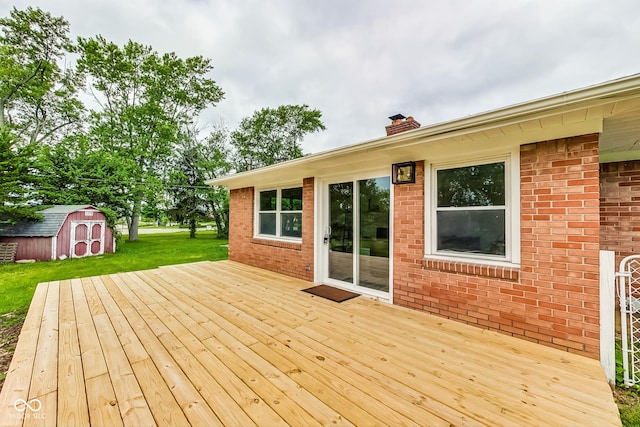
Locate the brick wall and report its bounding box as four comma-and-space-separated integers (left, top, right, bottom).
385, 117, 421, 136
600, 160, 640, 265
394, 134, 601, 358
228, 177, 314, 281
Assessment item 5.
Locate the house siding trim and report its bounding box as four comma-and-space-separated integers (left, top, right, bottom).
423, 258, 520, 281
250, 238, 302, 251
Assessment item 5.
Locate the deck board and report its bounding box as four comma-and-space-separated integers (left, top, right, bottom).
57, 280, 89, 427
0, 260, 622, 426
106, 273, 224, 427
0, 282, 48, 427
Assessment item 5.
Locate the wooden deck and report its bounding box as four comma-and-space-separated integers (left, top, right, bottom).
0, 260, 621, 426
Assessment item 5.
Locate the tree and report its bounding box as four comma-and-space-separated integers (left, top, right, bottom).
0, 7, 83, 228
437, 162, 505, 207
0, 129, 41, 228
37, 136, 132, 220
142, 193, 168, 225
197, 127, 232, 238
168, 127, 231, 238
230, 104, 325, 171
77, 36, 224, 241
168, 142, 207, 238
0, 6, 83, 144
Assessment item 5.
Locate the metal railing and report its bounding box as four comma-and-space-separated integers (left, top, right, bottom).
618, 255, 640, 386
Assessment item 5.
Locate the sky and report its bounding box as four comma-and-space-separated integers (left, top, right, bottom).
5, 0, 640, 154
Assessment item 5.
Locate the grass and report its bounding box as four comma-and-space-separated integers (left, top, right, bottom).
0, 231, 228, 315
616, 339, 640, 426
618, 390, 640, 427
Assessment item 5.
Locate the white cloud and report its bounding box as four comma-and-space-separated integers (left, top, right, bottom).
6, 0, 640, 153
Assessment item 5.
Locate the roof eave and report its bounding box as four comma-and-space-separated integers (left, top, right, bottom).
208, 72, 640, 188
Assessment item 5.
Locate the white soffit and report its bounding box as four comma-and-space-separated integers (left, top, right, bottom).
600, 109, 640, 162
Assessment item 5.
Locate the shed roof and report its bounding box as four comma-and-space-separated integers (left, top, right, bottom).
0, 205, 97, 237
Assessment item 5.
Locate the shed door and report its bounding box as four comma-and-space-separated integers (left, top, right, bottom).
70, 220, 105, 258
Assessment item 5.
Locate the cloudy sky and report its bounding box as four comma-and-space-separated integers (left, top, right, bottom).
6, 0, 640, 153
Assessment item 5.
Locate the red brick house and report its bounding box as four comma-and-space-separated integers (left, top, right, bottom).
209, 74, 640, 367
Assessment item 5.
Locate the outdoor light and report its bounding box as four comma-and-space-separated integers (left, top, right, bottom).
392, 161, 416, 184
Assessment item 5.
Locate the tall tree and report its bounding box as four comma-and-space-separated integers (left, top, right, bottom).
0, 129, 41, 228
230, 104, 325, 171
77, 36, 224, 241
168, 141, 207, 238
198, 127, 232, 238
168, 127, 231, 238
0, 7, 82, 227
0, 6, 83, 144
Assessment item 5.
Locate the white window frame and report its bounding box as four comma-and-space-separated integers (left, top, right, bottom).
255, 185, 303, 241
425, 151, 520, 267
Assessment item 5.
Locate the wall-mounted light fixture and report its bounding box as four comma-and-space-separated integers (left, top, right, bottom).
392, 161, 416, 184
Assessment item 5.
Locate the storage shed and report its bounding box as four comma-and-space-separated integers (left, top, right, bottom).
0, 205, 115, 261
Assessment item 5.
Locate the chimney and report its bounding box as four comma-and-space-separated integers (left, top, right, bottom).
385, 114, 421, 136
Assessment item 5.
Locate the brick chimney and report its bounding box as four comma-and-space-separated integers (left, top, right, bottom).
385, 114, 421, 136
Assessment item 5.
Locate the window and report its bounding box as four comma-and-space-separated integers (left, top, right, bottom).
257, 186, 303, 239
259, 190, 277, 235
434, 160, 508, 259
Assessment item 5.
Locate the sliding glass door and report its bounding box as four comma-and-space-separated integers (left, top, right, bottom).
358, 177, 390, 292
328, 182, 354, 283
326, 176, 390, 294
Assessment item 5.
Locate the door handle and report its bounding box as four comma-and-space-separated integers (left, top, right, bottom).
323, 226, 331, 244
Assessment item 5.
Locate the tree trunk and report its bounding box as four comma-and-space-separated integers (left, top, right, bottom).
189, 218, 197, 238
209, 202, 228, 239
0, 99, 5, 128
128, 194, 143, 241
212, 214, 225, 238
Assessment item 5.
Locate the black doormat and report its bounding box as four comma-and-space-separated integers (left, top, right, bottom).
302, 285, 360, 303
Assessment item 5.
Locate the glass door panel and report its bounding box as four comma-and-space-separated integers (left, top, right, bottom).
358, 177, 390, 292
328, 182, 353, 283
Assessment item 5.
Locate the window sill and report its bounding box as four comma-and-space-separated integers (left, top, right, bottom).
251, 237, 302, 251
422, 256, 519, 281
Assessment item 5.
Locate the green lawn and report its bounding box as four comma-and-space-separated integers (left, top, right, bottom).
0, 231, 228, 315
